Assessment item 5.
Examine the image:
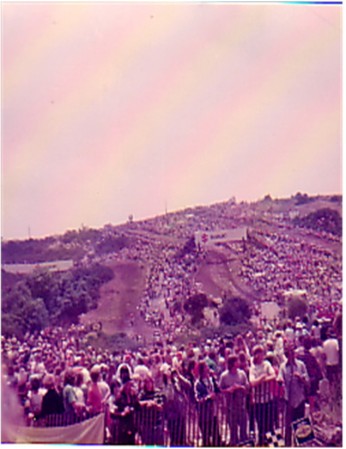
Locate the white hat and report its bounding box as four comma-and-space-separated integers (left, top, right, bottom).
90, 364, 101, 373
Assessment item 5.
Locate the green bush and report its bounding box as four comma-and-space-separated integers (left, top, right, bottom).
287, 296, 308, 320
184, 293, 208, 325
219, 296, 251, 326
85, 331, 139, 352
1, 263, 114, 338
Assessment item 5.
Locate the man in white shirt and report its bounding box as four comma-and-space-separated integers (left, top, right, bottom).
323, 330, 340, 387
249, 345, 276, 446
284, 320, 295, 344
220, 355, 249, 445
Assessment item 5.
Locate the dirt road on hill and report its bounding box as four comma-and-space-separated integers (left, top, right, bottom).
80, 261, 154, 340
195, 249, 258, 301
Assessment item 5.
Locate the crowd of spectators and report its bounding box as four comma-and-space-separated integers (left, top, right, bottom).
240, 230, 342, 319
2, 311, 342, 446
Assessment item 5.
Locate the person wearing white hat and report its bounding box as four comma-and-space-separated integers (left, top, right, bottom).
133, 357, 151, 380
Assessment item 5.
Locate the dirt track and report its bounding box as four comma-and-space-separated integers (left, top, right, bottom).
80, 261, 154, 339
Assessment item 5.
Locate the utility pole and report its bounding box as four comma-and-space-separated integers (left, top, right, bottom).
28, 226, 31, 239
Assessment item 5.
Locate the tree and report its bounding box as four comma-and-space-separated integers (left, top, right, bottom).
2, 263, 114, 334
293, 208, 342, 236
294, 192, 313, 205
184, 293, 208, 325
219, 296, 251, 326
287, 296, 308, 320
27, 268, 59, 314
1, 281, 49, 337
22, 297, 49, 334
95, 235, 129, 255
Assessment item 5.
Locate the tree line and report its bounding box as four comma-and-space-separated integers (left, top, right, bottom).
1, 264, 114, 339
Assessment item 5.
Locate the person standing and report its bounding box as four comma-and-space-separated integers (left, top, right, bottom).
25, 376, 46, 422
219, 355, 249, 445
194, 361, 221, 447
249, 345, 276, 446
138, 375, 165, 446
114, 365, 140, 445
62, 370, 79, 423
163, 368, 190, 447
41, 374, 64, 417
322, 329, 340, 392
87, 366, 104, 415
297, 337, 322, 414
278, 345, 309, 446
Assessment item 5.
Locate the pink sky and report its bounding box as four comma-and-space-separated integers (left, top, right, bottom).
2, 3, 341, 240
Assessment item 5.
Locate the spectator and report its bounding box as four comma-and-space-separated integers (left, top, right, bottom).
17, 367, 28, 407
234, 335, 250, 361
323, 329, 340, 384
219, 355, 249, 445
115, 366, 140, 445
163, 368, 189, 447
311, 320, 321, 340
322, 329, 340, 399
266, 352, 284, 429
133, 357, 151, 380
107, 379, 122, 444
115, 362, 133, 384
62, 370, 78, 416
273, 331, 285, 365
138, 375, 165, 445
25, 376, 46, 422
194, 361, 221, 447
278, 345, 309, 446
297, 337, 322, 414
74, 371, 87, 409
41, 374, 64, 417
249, 345, 276, 445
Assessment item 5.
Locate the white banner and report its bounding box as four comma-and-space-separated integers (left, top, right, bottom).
6, 413, 105, 444
195, 227, 247, 246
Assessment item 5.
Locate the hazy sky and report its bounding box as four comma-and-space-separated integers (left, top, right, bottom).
2, 2, 341, 240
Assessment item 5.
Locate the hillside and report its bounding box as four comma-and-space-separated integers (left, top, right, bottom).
1, 193, 342, 343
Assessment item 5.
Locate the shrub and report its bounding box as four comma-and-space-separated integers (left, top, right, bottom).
219, 296, 251, 326
184, 293, 208, 325
287, 296, 308, 320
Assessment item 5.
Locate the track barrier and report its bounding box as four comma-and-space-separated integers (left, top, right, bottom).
9, 381, 319, 446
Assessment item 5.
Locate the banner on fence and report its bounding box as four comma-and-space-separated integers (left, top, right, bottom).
195, 227, 247, 246
6, 413, 105, 444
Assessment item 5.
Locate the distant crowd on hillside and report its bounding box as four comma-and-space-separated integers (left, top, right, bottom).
94, 206, 342, 342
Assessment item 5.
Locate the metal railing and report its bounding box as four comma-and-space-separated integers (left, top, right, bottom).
22, 381, 288, 446
108, 381, 287, 447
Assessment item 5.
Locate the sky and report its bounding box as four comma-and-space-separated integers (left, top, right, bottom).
2, 2, 342, 240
